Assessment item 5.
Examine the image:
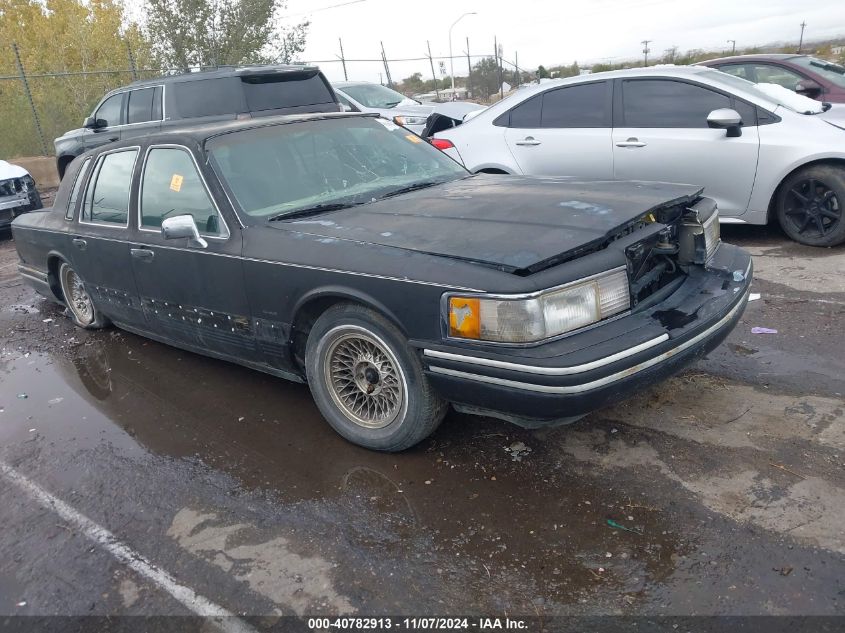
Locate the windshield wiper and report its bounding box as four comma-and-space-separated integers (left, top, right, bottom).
268, 202, 362, 222
384, 100, 402, 107
379, 181, 444, 200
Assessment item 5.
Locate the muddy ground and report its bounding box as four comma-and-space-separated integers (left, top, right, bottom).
0, 212, 843, 623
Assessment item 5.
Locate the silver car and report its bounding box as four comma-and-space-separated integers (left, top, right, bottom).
432, 66, 845, 246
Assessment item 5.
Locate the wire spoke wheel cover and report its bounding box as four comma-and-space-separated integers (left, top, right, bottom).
323, 327, 407, 429
60, 264, 94, 326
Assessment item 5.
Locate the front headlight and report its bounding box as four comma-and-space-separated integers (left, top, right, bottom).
393, 115, 428, 127
447, 268, 630, 343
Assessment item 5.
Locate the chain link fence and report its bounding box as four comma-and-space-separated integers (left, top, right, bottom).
0, 41, 524, 159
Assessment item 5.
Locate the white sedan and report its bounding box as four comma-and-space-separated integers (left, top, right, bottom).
432, 66, 845, 246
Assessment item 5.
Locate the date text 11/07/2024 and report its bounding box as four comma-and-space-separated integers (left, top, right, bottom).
307, 617, 529, 630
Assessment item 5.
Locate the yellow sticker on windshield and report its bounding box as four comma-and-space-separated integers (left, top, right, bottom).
405, 134, 423, 143
170, 174, 184, 192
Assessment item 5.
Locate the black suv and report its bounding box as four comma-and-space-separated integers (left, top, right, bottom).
54, 65, 341, 178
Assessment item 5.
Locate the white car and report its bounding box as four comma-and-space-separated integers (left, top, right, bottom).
432, 66, 845, 246
333, 81, 436, 134
333, 81, 485, 135
0, 160, 42, 231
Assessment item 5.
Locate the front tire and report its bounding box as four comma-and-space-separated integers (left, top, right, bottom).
58, 262, 108, 329
305, 303, 447, 451
776, 165, 845, 246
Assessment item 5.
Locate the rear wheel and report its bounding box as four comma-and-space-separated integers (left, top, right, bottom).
776, 165, 845, 246
58, 262, 108, 329
305, 303, 447, 451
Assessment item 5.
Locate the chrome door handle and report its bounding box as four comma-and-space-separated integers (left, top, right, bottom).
616, 138, 646, 148
72, 238, 87, 250
130, 248, 154, 261
515, 136, 541, 146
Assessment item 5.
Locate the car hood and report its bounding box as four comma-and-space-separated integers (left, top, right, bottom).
273, 175, 703, 274
0, 160, 29, 180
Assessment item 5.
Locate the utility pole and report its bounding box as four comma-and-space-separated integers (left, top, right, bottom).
466, 37, 472, 99
338, 38, 348, 81
426, 41, 440, 101
380, 41, 393, 88
727, 39, 736, 54
641, 40, 651, 66
448, 12, 476, 98
515, 51, 520, 87
798, 21, 806, 53
495, 36, 504, 99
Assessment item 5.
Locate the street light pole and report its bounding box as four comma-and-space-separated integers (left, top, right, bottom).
449, 12, 476, 97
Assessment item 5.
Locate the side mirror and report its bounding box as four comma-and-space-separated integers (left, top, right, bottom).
161, 214, 207, 249
83, 116, 98, 129
795, 79, 822, 97
340, 102, 353, 112
707, 108, 743, 138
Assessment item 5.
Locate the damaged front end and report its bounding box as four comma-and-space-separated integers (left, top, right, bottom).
624, 196, 722, 311
0, 174, 42, 229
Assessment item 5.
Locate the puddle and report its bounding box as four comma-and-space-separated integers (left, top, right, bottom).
0, 333, 694, 611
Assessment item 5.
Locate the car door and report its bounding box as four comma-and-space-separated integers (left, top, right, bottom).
131, 144, 255, 362
120, 86, 163, 140
70, 147, 144, 325
502, 81, 614, 178
612, 78, 760, 218
82, 92, 125, 152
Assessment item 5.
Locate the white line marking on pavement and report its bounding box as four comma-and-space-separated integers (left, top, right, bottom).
0, 459, 257, 633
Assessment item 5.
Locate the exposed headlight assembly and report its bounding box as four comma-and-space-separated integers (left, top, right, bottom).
446, 268, 630, 344
679, 198, 720, 265
393, 115, 428, 127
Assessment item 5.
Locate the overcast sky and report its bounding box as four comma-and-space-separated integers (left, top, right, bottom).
280, 0, 844, 84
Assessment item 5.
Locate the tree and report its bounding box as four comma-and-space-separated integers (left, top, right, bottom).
144, 0, 309, 70
0, 0, 155, 157
537, 65, 550, 79
471, 57, 501, 99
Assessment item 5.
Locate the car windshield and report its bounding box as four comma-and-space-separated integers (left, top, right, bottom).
206, 116, 468, 220
339, 84, 410, 109
792, 56, 845, 88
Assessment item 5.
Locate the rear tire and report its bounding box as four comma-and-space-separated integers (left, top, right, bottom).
776, 165, 845, 246
58, 262, 108, 329
305, 303, 447, 451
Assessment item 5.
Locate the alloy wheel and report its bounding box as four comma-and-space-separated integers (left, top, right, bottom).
783, 178, 842, 238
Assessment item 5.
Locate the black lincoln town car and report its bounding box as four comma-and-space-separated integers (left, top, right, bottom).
12, 112, 752, 451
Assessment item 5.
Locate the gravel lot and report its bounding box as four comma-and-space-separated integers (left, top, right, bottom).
0, 213, 843, 621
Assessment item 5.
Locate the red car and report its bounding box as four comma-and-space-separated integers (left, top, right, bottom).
699, 54, 845, 103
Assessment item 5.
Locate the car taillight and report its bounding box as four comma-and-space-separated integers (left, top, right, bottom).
430, 138, 454, 151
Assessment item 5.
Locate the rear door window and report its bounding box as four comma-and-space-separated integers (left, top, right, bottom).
140, 147, 227, 237
540, 82, 609, 127
242, 74, 336, 111
95, 93, 124, 127
621, 79, 731, 128
715, 64, 753, 80
65, 157, 91, 220
127, 88, 157, 124
82, 150, 137, 225
506, 95, 542, 127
